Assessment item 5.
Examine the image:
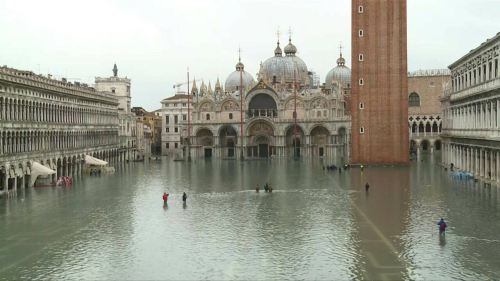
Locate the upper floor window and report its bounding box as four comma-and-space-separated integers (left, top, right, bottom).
229, 113, 233, 119
182, 114, 187, 121
183, 103, 187, 107
359, 102, 364, 109
359, 54, 364, 61
358, 6, 363, 13
360, 127, 365, 134
206, 114, 210, 121
174, 103, 178, 107
359, 78, 364, 85
409, 92, 420, 107
359, 30, 364, 37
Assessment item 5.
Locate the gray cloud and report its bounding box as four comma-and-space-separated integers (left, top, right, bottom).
1, 0, 499, 111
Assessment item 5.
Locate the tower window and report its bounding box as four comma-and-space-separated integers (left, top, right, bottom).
358, 6, 363, 13
359, 78, 364, 85
360, 127, 365, 134
229, 113, 233, 119
359, 30, 363, 37
359, 54, 364, 61
359, 102, 364, 109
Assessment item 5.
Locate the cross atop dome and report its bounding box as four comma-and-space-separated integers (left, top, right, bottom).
288, 26, 293, 41
276, 26, 281, 44
339, 42, 344, 57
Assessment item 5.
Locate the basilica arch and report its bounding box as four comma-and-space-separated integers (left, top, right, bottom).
310, 125, 330, 157
248, 93, 278, 118
195, 128, 214, 158
284, 124, 306, 157
246, 120, 275, 158
218, 125, 238, 158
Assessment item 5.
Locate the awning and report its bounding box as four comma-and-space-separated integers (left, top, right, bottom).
30, 162, 56, 186
85, 155, 108, 166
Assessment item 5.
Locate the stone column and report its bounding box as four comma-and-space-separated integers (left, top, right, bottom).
497, 150, 500, 184
475, 148, 479, 176
491, 152, 496, 182
480, 149, 484, 178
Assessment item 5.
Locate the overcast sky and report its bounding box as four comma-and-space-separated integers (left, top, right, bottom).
1, 0, 499, 111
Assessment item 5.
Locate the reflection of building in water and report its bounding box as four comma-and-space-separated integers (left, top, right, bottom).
408, 69, 451, 155
178, 36, 351, 159
441, 33, 500, 182
349, 167, 410, 279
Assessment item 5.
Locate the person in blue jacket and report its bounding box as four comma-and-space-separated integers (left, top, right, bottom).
437, 218, 447, 235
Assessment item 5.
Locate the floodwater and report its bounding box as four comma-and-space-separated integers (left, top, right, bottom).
1, 155, 499, 280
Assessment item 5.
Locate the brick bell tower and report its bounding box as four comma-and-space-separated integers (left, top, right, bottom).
351, 0, 409, 164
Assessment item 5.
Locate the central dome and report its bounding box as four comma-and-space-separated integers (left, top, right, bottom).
262, 39, 308, 85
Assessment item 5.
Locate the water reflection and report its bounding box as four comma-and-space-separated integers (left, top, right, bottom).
0, 155, 499, 280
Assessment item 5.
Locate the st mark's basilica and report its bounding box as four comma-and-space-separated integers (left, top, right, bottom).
178, 36, 352, 160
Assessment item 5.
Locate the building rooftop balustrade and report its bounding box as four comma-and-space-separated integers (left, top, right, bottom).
0, 67, 118, 104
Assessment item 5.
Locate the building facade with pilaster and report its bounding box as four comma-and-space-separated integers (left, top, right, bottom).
441, 32, 500, 182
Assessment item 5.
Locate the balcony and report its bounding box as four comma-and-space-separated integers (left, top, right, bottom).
449, 76, 500, 102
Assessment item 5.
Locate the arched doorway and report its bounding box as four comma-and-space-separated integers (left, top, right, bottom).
434, 140, 442, 151
196, 128, 214, 158
247, 121, 275, 158
285, 125, 305, 158
219, 125, 237, 158
255, 136, 270, 158
421, 140, 430, 153
310, 126, 330, 157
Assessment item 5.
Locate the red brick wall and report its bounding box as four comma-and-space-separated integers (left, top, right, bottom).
408, 75, 450, 115
351, 0, 409, 164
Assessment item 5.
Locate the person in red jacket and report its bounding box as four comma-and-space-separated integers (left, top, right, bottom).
163, 192, 168, 203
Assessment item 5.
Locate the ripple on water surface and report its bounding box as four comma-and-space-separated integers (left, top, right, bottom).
1, 157, 500, 280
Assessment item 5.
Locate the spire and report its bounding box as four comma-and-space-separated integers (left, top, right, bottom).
236, 47, 245, 70
191, 77, 198, 97
192, 78, 198, 90
112, 63, 118, 77
274, 26, 283, 57
208, 80, 213, 95
284, 27, 297, 56
215, 77, 221, 89
337, 42, 346, 66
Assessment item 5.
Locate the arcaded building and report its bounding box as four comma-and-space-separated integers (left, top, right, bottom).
0, 67, 120, 190
351, 0, 409, 164
177, 37, 351, 160
441, 32, 500, 182
408, 69, 451, 155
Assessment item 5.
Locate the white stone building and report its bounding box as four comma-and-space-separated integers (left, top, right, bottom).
0, 66, 120, 190
95, 64, 137, 161
441, 32, 500, 182
174, 37, 351, 160
160, 94, 188, 157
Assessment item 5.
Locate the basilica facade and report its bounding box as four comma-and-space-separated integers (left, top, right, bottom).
178, 38, 352, 160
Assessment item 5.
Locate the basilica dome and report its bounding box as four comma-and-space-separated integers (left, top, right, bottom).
261, 39, 308, 85
325, 53, 351, 88
225, 60, 254, 93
